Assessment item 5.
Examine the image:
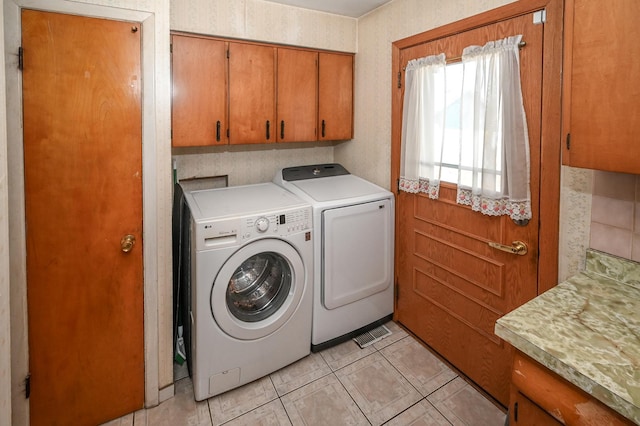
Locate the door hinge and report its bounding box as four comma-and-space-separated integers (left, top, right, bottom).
514, 401, 518, 422
395, 279, 399, 302
24, 374, 31, 399
566, 133, 571, 150
18, 46, 23, 71
397, 71, 402, 89
226, 49, 230, 59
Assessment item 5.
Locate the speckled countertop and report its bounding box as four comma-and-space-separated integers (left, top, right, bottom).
495, 249, 640, 424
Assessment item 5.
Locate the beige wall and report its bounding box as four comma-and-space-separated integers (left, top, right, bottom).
171, 0, 357, 186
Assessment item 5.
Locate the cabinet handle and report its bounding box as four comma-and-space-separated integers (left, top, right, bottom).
216, 120, 221, 142
321, 119, 326, 138
280, 120, 285, 140
266, 120, 270, 140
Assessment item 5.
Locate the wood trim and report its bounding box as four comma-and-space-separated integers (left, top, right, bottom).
170, 30, 354, 55
536, 0, 563, 293
390, 0, 562, 300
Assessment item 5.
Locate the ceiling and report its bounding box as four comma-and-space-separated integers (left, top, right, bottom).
262, 0, 392, 18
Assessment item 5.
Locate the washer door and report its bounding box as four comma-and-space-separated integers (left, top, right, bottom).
211, 238, 305, 340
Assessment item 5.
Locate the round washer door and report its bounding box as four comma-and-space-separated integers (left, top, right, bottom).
211, 238, 306, 340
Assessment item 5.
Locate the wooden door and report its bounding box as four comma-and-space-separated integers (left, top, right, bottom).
276, 48, 318, 142
229, 42, 276, 144
172, 34, 228, 147
394, 13, 543, 405
561, 0, 640, 174
22, 10, 144, 425
318, 53, 353, 141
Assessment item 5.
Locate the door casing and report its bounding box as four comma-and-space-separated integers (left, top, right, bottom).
4, 0, 171, 423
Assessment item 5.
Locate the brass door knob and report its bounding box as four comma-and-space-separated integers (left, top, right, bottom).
487, 240, 528, 256
121, 234, 135, 253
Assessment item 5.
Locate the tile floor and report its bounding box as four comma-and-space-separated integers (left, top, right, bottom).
104, 321, 506, 426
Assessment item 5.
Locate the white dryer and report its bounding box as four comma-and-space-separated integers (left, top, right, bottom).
184, 182, 312, 401
274, 164, 394, 351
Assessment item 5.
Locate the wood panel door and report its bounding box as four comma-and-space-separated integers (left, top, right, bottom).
229, 42, 276, 144
172, 34, 228, 146
22, 10, 144, 425
318, 52, 354, 141
276, 48, 318, 142
394, 12, 544, 405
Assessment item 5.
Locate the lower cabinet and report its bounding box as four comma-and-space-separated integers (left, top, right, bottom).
509, 351, 633, 425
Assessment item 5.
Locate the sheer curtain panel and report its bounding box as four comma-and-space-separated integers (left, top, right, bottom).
399, 54, 446, 198
456, 35, 531, 221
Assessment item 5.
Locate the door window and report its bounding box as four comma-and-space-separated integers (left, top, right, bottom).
226, 252, 292, 322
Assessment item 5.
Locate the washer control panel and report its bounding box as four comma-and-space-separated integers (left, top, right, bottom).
240, 207, 311, 241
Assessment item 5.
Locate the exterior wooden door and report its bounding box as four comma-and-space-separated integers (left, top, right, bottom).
394, 12, 544, 405
22, 10, 144, 425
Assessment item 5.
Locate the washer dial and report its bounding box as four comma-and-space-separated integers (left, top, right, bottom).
255, 217, 270, 232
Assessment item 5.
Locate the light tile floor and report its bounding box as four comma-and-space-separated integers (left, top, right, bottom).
104, 321, 506, 426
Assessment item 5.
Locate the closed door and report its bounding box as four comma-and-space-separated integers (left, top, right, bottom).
394, 12, 543, 405
22, 10, 144, 425
322, 199, 393, 309
229, 42, 276, 144
277, 48, 318, 142
210, 239, 306, 340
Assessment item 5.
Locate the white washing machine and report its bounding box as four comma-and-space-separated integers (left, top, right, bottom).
274, 164, 394, 351
184, 182, 313, 401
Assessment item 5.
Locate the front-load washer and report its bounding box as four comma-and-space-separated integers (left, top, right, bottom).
274, 163, 394, 351
184, 182, 312, 401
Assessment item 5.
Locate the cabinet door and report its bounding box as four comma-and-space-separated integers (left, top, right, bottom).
229, 43, 276, 144
562, 0, 640, 173
171, 35, 227, 147
510, 391, 563, 425
277, 48, 318, 142
318, 53, 353, 141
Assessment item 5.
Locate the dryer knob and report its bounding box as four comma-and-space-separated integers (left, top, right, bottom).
255, 217, 270, 232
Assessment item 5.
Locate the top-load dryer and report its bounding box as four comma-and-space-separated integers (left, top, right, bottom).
274, 164, 394, 351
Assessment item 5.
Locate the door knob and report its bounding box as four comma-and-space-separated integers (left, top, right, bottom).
121, 234, 136, 253
488, 240, 527, 256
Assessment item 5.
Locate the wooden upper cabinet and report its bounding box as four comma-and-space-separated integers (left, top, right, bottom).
170, 33, 355, 146
562, 0, 640, 173
318, 52, 354, 141
171, 35, 228, 147
277, 48, 318, 143
229, 42, 276, 144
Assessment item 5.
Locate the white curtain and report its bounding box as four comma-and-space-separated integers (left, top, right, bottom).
399, 54, 446, 199
456, 35, 531, 221
399, 35, 531, 222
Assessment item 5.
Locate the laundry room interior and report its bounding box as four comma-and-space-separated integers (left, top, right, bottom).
2, 0, 639, 425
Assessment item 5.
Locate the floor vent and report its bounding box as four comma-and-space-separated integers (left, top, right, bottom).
353, 325, 392, 349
